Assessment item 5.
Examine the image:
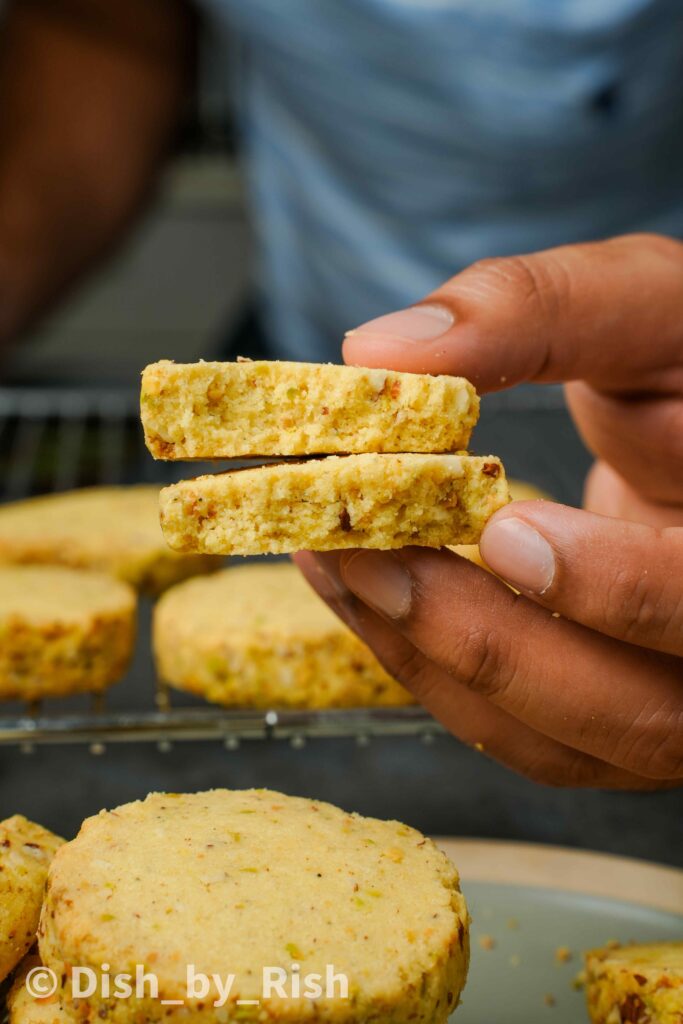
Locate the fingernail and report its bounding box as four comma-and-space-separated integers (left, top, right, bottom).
341, 551, 412, 619
480, 517, 555, 595
345, 304, 454, 343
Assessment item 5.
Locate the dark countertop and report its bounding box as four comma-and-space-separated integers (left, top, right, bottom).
3, 733, 682, 866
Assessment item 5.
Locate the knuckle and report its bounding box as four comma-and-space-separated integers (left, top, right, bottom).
661, 406, 683, 468
467, 253, 571, 323
642, 730, 683, 781
517, 750, 602, 789
447, 623, 517, 701
385, 642, 436, 699
602, 541, 683, 653
514, 751, 569, 787
604, 567, 662, 644
616, 705, 683, 780
619, 231, 683, 265
553, 752, 605, 789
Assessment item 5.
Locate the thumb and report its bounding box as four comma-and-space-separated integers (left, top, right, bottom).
479, 500, 683, 658
343, 234, 683, 393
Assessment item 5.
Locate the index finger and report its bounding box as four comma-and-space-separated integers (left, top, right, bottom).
336, 546, 683, 781
342, 234, 683, 393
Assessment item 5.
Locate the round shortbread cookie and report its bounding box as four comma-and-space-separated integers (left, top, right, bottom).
0, 817, 63, 982
153, 563, 413, 708
0, 486, 216, 593
0, 566, 136, 700
585, 942, 683, 1024
40, 789, 469, 1024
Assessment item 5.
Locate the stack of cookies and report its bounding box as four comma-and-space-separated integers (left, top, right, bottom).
140, 359, 510, 555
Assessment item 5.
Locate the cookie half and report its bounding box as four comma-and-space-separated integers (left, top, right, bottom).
141, 359, 479, 458
0, 486, 216, 594
153, 563, 413, 708
40, 789, 469, 1024
585, 942, 683, 1024
0, 566, 136, 700
159, 453, 509, 556
0, 818, 63, 982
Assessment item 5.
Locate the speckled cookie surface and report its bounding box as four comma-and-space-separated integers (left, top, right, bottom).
0, 486, 216, 593
153, 563, 412, 708
159, 453, 509, 556
585, 942, 683, 1024
40, 789, 469, 1024
0, 566, 136, 701
0, 817, 63, 983
7, 956, 69, 1024
141, 359, 479, 458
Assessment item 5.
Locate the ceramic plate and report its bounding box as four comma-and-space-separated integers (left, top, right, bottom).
437, 840, 683, 1023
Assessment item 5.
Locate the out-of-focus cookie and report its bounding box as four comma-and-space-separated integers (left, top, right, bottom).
141, 359, 479, 458
0, 486, 216, 593
585, 941, 683, 1024
449, 545, 486, 569
0, 566, 136, 701
153, 562, 413, 708
40, 789, 470, 1024
508, 479, 554, 503
7, 955, 68, 1024
159, 453, 509, 556
0, 817, 63, 982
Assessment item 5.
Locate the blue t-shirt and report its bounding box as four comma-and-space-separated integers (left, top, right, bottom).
199, 0, 683, 360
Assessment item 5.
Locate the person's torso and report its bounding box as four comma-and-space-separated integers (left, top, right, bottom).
199, 0, 683, 359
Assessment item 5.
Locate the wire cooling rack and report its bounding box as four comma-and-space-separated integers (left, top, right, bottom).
0, 383, 583, 751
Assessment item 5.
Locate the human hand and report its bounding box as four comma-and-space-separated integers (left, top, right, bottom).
296, 234, 683, 788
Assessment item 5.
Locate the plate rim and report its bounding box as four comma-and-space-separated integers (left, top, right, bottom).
435, 838, 683, 915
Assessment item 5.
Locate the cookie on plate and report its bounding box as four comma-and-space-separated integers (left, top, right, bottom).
0, 486, 216, 593
39, 789, 469, 1024
0, 566, 136, 701
159, 452, 509, 556
585, 941, 683, 1024
153, 563, 413, 708
0, 817, 63, 982
7, 955, 68, 1024
141, 359, 479, 458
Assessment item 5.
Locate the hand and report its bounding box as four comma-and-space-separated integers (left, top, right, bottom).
296, 233, 683, 788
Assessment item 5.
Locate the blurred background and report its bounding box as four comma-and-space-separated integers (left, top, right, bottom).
4, 28, 247, 386
0, 0, 681, 864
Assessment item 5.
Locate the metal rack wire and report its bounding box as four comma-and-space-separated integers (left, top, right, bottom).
0, 384, 576, 752
0, 706, 444, 751
0, 387, 446, 749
